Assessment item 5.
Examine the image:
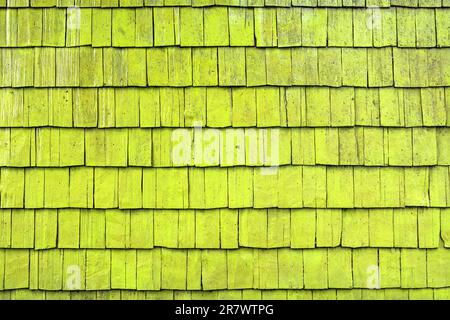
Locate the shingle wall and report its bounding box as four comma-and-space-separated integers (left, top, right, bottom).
0, 0, 450, 300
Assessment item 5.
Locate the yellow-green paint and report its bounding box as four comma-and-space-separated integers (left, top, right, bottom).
0, 1, 450, 301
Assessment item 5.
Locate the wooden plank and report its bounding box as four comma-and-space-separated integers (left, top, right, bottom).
302, 166, 326, 208
303, 248, 328, 289
69, 167, 94, 208
418, 208, 440, 248
318, 48, 342, 87
136, 249, 161, 290
204, 7, 229, 46
11, 209, 34, 248
142, 169, 156, 208
10, 128, 31, 167
62, 249, 86, 290
17, 8, 42, 46
352, 248, 378, 288
153, 209, 178, 247
218, 47, 246, 86
387, 128, 412, 166
35, 209, 57, 249
301, 8, 327, 46
44, 168, 70, 208
178, 209, 195, 248
186, 249, 201, 290
94, 168, 118, 208
58, 209, 80, 248
130, 209, 153, 248
25, 88, 48, 127
201, 250, 227, 290
92, 8, 111, 46
306, 87, 330, 126
196, 209, 220, 248
429, 167, 449, 207
73, 88, 97, 127
353, 8, 372, 47
4, 249, 28, 289
373, 8, 396, 47
111, 250, 136, 289
34, 48, 56, 87
326, 167, 354, 208
267, 209, 290, 248
220, 209, 238, 249
278, 249, 302, 289
106, 209, 130, 248
427, 245, 450, 287
161, 248, 186, 289
229, 7, 254, 46
355, 88, 381, 126
86, 249, 111, 290
1, 168, 25, 208
59, 128, 84, 166
292, 128, 315, 165
290, 209, 315, 248
421, 88, 447, 126
48, 89, 72, 127
112, 8, 135, 47
316, 209, 342, 247
227, 248, 253, 289
369, 209, 394, 248
180, 7, 203, 46
276, 7, 301, 47
328, 248, 352, 288
354, 167, 381, 208
405, 167, 430, 207
207, 88, 232, 127
342, 209, 369, 248
437, 9, 450, 47
368, 48, 393, 87
80, 209, 106, 248
118, 168, 142, 209
254, 8, 277, 46
278, 166, 302, 208
397, 8, 416, 47
153, 8, 175, 46
413, 128, 437, 166
42, 8, 66, 46
193, 48, 218, 86
393, 208, 418, 248
265, 48, 291, 85
79, 47, 103, 87
328, 8, 353, 47
401, 249, 427, 288
228, 167, 253, 208
156, 168, 189, 209
245, 48, 267, 86
416, 9, 436, 47
232, 88, 257, 127
342, 49, 367, 87
379, 249, 400, 288
253, 168, 278, 208
38, 249, 63, 290
239, 209, 267, 248
380, 167, 405, 207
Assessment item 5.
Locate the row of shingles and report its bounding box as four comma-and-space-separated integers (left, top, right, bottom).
2, 7, 450, 48
1, 47, 450, 87
0, 166, 448, 209
4, 288, 450, 300
1, 126, 450, 167
0, 245, 449, 290
1, 207, 448, 249
2, 0, 450, 8
1, 87, 450, 128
